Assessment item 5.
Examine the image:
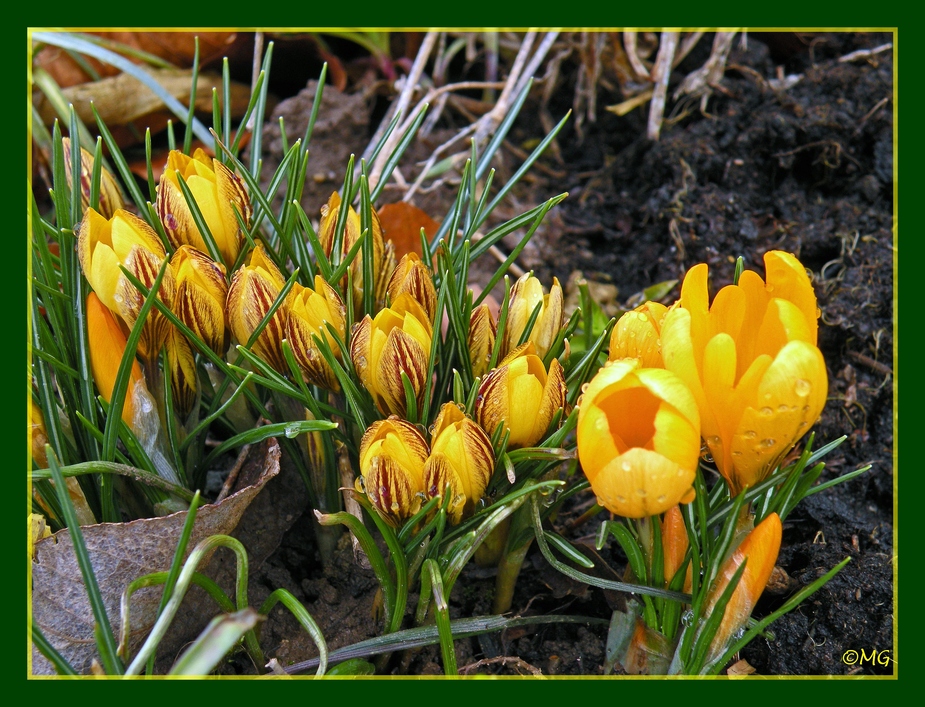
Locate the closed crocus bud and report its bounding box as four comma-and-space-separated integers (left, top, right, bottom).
661, 505, 691, 591
661, 251, 828, 495
423, 403, 495, 524
703, 512, 782, 669
85, 291, 148, 428
157, 148, 251, 267
468, 304, 497, 380
355, 416, 430, 526
386, 252, 437, 322
609, 301, 669, 367
166, 325, 198, 419
170, 245, 229, 356
350, 292, 432, 418
475, 342, 566, 449
77, 207, 175, 362
226, 243, 292, 373
61, 137, 124, 218
318, 192, 395, 314
577, 359, 700, 518
502, 273, 563, 359
285, 275, 347, 391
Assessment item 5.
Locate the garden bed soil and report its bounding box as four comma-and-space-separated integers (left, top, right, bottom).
184, 31, 894, 676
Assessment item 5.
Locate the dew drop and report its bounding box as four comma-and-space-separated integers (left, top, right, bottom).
677, 468, 686, 477
616, 495, 627, 504
732, 450, 742, 457
761, 438, 776, 448
795, 379, 812, 397
744, 430, 757, 440
707, 435, 721, 446
778, 404, 790, 413
802, 405, 811, 414
621, 460, 632, 472
595, 496, 605, 507
391, 501, 400, 512
284, 422, 301, 438
113, 293, 124, 304
636, 488, 647, 497
581, 383, 590, 393
637, 313, 648, 323
657, 495, 667, 504
760, 407, 773, 416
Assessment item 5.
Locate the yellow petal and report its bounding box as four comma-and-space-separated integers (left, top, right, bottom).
364, 455, 421, 527
588, 447, 696, 518
730, 341, 827, 490
763, 251, 818, 344
172, 245, 228, 355
701, 333, 737, 467
651, 403, 701, 470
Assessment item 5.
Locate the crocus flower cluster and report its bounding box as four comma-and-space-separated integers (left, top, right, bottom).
72, 144, 574, 527
577, 250, 828, 513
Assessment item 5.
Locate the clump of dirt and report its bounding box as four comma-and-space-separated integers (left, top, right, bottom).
237, 31, 893, 677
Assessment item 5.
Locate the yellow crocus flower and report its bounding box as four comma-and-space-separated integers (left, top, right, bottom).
285, 274, 347, 391
170, 245, 229, 356
61, 137, 124, 218
350, 292, 433, 418
356, 416, 430, 526
577, 359, 700, 518
467, 304, 497, 380
661, 251, 828, 494
386, 252, 437, 322
226, 243, 292, 373
318, 191, 395, 315
609, 301, 669, 368
423, 403, 495, 524
157, 148, 251, 267
77, 208, 175, 362
501, 273, 563, 359
474, 342, 566, 449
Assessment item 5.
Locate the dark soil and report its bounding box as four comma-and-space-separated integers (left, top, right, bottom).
210, 32, 895, 676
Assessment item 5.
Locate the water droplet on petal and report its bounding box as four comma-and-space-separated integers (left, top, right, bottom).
638, 313, 648, 323
761, 438, 776, 448
744, 430, 757, 440
621, 460, 632, 472
795, 379, 812, 397
760, 407, 773, 416
657, 495, 667, 504
778, 404, 790, 413
636, 488, 647, 497
707, 435, 721, 446
802, 405, 811, 414
616, 495, 626, 504
732, 451, 742, 457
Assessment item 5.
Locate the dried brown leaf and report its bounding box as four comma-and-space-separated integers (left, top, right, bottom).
31, 441, 280, 675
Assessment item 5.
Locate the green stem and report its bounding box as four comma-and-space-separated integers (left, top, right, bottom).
491, 504, 534, 614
